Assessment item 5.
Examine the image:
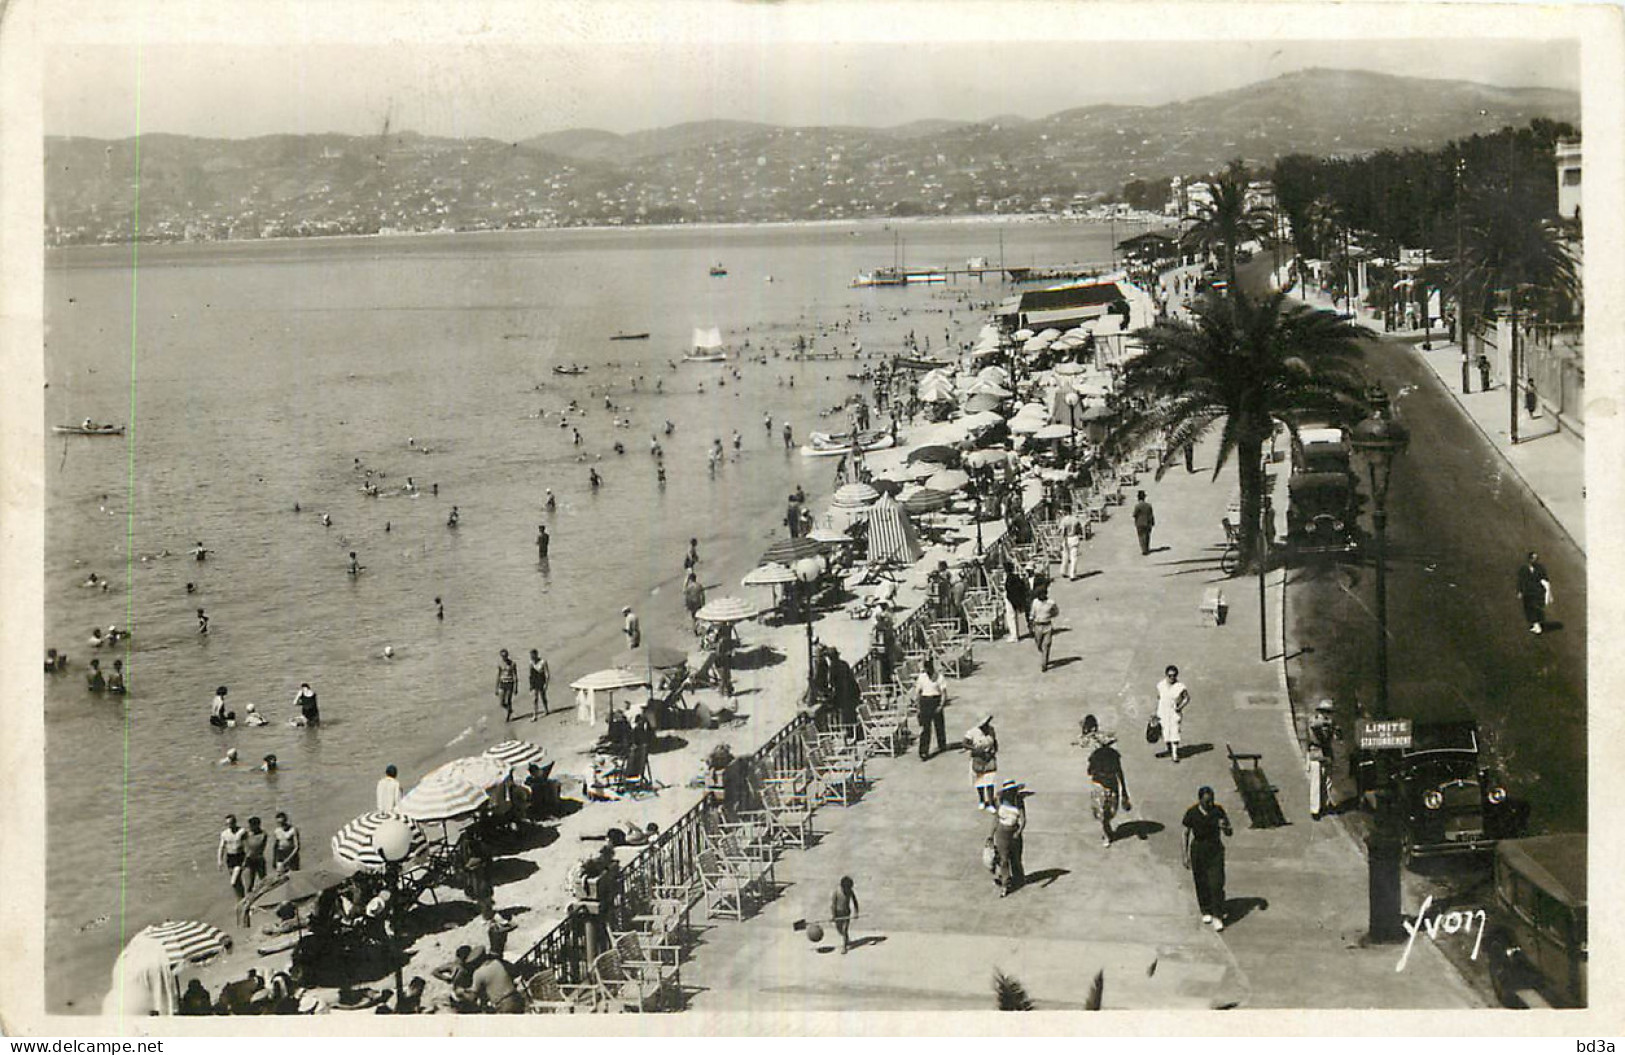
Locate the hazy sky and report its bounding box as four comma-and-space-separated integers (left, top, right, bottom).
39, 1, 1581, 140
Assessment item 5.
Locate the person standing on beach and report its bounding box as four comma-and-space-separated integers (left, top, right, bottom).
683, 538, 701, 574
991, 780, 1027, 896
377, 765, 403, 812
783, 421, 794, 449
1028, 589, 1059, 673
528, 649, 551, 718
495, 651, 519, 721
536, 526, 550, 561
545, 489, 556, 513
683, 572, 707, 634
1132, 491, 1156, 555
1182, 786, 1233, 931
271, 813, 301, 874
1155, 665, 1190, 763
217, 815, 248, 899
914, 657, 947, 760
294, 683, 320, 726
242, 817, 269, 895
622, 606, 641, 649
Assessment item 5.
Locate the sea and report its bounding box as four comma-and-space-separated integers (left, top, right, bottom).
42, 217, 1133, 1010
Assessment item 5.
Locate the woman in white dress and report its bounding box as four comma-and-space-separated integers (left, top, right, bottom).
1156, 665, 1190, 764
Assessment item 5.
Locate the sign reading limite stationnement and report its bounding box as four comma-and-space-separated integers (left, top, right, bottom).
1357, 718, 1413, 750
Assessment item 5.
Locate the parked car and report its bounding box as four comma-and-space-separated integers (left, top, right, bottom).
1286, 426, 1359, 555
1387, 717, 1526, 858
1484, 834, 1587, 1008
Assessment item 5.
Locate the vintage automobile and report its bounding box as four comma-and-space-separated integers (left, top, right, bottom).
1387, 717, 1525, 858
1285, 426, 1360, 555
1484, 834, 1587, 1008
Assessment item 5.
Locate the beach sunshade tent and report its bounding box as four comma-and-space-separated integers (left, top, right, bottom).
610, 645, 688, 672
1012, 328, 1035, 341
743, 562, 800, 587
917, 380, 956, 403
865, 493, 924, 566
695, 597, 760, 624
900, 488, 953, 515
332, 811, 430, 872
906, 444, 961, 467
485, 740, 548, 770
963, 393, 1005, 414
398, 773, 493, 823
925, 468, 971, 493
957, 410, 1005, 432
133, 921, 233, 968
965, 379, 1013, 398
103, 935, 181, 1016
829, 482, 880, 509
761, 537, 825, 566
427, 755, 510, 790
1035, 422, 1075, 441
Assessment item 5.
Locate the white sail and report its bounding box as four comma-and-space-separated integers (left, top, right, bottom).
692, 327, 723, 351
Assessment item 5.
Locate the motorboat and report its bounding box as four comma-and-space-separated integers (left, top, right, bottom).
683, 326, 728, 363
54, 422, 124, 436
800, 430, 895, 457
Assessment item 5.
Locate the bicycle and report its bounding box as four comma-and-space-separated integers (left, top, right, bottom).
1218, 517, 1242, 576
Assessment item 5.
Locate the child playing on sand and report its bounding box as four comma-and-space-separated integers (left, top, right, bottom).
830, 876, 860, 955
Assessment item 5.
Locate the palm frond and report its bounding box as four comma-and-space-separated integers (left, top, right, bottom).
993, 969, 1035, 1011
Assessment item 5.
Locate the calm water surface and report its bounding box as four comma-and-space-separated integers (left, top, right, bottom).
42, 219, 1124, 1009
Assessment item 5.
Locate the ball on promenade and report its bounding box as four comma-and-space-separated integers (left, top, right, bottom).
805, 923, 824, 944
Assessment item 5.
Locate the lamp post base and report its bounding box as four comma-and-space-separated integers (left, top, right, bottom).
1365, 825, 1407, 944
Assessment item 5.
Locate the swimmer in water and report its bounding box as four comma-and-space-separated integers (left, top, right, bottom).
209, 686, 232, 727
193, 542, 212, 562
536, 526, 550, 560
383, 645, 395, 660
545, 489, 556, 512
348, 551, 364, 576
435, 596, 444, 621
664, 420, 675, 436
732, 430, 742, 451
657, 465, 667, 486
244, 702, 268, 727
197, 608, 210, 635
447, 506, 460, 528
218, 748, 240, 766
89, 627, 105, 649
321, 513, 332, 527
589, 468, 602, 490
260, 754, 278, 773
293, 502, 301, 513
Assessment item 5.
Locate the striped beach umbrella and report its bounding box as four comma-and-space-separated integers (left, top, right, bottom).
426, 755, 509, 790
900, 487, 953, 515
398, 773, 492, 823
133, 921, 233, 967
925, 468, 971, 493
331, 811, 429, 873
760, 536, 824, 566
830, 483, 880, 508
484, 740, 547, 770
696, 597, 760, 624
742, 562, 799, 587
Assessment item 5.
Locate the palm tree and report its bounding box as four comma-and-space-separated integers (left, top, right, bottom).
1108, 290, 1372, 570
1453, 182, 1578, 443
1182, 169, 1275, 291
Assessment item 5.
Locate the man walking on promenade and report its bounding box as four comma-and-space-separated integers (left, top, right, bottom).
1516, 551, 1552, 634
914, 657, 947, 760
1132, 490, 1156, 555
1079, 715, 1131, 847
1182, 786, 1233, 931
1059, 511, 1085, 581
1003, 562, 1029, 642
1029, 589, 1059, 673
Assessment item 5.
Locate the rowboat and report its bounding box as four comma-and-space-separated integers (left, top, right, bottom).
54, 423, 124, 436
800, 432, 895, 458
553, 365, 588, 376
708, 264, 728, 277
609, 332, 650, 341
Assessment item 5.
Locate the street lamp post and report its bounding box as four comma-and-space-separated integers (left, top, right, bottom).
793, 556, 825, 711
373, 817, 417, 1008
1350, 385, 1411, 944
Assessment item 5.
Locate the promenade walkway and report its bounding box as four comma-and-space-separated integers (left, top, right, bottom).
1276, 269, 1585, 552
680, 435, 1483, 1013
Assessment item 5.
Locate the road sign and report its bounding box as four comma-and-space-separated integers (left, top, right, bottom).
1357, 718, 1413, 751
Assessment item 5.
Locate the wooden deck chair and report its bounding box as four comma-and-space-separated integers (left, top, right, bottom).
700, 811, 776, 888
696, 848, 751, 921
589, 949, 665, 1013
613, 931, 682, 997
524, 968, 598, 1013
801, 733, 866, 806
857, 700, 909, 758
756, 780, 815, 849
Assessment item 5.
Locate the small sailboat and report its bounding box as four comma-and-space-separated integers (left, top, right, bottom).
683, 327, 728, 363
708, 263, 728, 277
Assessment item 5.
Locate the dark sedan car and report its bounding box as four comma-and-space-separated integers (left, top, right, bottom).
1390, 719, 1525, 857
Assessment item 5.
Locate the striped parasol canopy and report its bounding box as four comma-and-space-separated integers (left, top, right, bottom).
425, 755, 509, 790
925, 468, 971, 493
331, 811, 430, 872
900, 487, 953, 515
131, 921, 233, 967
830, 482, 880, 509
398, 773, 492, 823
696, 596, 760, 623
743, 562, 799, 586
760, 536, 825, 566
484, 740, 547, 770
569, 667, 650, 691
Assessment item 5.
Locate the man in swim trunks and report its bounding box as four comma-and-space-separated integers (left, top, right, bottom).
271, 813, 301, 874
242, 817, 270, 894
218, 815, 248, 898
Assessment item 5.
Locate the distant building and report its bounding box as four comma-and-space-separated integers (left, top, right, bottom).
1555, 137, 1581, 220
997, 280, 1128, 331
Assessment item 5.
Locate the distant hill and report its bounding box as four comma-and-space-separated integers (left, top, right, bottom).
46, 68, 1579, 245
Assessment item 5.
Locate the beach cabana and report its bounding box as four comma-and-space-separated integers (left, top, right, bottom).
569, 667, 652, 726
865, 493, 924, 566
332, 811, 430, 872
102, 935, 181, 1016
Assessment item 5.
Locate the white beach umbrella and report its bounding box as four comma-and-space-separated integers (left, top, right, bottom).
925, 468, 971, 492
1012, 328, 1035, 341
742, 563, 799, 586
570, 667, 651, 691
1035, 423, 1075, 441
695, 597, 761, 624
830, 482, 881, 508
398, 773, 492, 823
